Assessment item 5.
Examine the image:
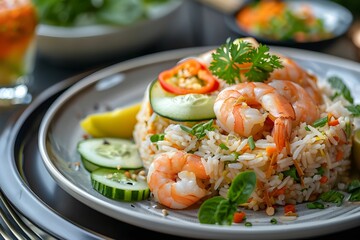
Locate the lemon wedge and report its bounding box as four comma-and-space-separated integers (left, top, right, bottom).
80, 103, 141, 138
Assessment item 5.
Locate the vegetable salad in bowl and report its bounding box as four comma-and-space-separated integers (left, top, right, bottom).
34, 0, 183, 64
77, 37, 360, 225
33, 0, 176, 27
235, 0, 332, 42
226, 0, 353, 49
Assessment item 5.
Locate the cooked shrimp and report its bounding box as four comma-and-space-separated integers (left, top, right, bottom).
147, 151, 209, 209
214, 82, 295, 152
268, 55, 323, 105
268, 80, 320, 126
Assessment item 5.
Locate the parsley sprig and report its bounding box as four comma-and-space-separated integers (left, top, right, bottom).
209, 38, 283, 84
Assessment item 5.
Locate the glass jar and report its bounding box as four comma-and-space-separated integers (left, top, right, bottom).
0, 0, 37, 105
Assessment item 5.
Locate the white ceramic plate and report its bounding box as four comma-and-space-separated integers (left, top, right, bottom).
38, 46, 360, 240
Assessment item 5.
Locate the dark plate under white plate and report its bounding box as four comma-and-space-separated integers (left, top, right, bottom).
35, 46, 360, 239
225, 0, 353, 49
0, 48, 360, 240
0, 69, 196, 239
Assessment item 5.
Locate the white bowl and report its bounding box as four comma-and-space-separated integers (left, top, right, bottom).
36, 1, 183, 65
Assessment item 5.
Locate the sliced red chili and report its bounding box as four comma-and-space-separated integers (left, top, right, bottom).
158, 58, 219, 95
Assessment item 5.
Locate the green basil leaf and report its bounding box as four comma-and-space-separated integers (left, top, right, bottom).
198, 196, 227, 224
214, 200, 238, 225
227, 171, 256, 204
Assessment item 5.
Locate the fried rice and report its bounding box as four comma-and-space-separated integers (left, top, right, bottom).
133, 53, 355, 212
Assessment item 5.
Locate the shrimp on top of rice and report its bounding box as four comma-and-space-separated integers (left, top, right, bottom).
133, 37, 359, 216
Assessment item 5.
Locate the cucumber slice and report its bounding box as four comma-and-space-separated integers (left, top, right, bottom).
91, 168, 150, 202
149, 80, 216, 122
77, 138, 143, 172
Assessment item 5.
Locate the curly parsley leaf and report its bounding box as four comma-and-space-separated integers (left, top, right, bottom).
209, 38, 283, 84
209, 38, 252, 84
245, 44, 283, 82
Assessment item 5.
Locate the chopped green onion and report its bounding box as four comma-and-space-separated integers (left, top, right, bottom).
319, 190, 344, 206
270, 218, 278, 224
180, 119, 214, 139
231, 152, 240, 161
150, 134, 164, 142
345, 121, 351, 139
245, 222, 252, 227
248, 136, 255, 150
282, 166, 299, 182
348, 179, 360, 192
219, 143, 229, 150
349, 189, 360, 202
348, 179, 360, 202
306, 202, 325, 209
316, 167, 324, 176
312, 116, 328, 128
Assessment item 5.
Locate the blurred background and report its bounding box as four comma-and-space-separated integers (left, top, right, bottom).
30, 0, 360, 96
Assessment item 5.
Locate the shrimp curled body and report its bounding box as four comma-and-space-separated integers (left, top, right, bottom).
268, 80, 320, 126
269, 55, 323, 105
147, 151, 209, 209
214, 82, 295, 151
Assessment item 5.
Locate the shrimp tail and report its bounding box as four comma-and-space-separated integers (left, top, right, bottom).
272, 117, 292, 153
